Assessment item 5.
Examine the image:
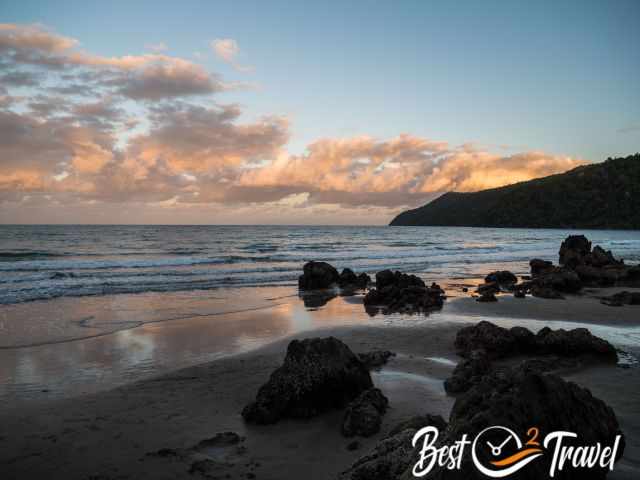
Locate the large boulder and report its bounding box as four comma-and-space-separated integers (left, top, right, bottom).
433, 367, 625, 480
298, 261, 340, 289
341, 388, 389, 438
559, 234, 592, 268
242, 337, 373, 424
454, 321, 617, 362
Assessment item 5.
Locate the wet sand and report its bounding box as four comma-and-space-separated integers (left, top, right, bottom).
1, 288, 640, 479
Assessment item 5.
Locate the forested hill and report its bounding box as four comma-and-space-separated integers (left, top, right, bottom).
389, 154, 640, 229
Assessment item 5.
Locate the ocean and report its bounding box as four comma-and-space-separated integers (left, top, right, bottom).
2, 225, 640, 305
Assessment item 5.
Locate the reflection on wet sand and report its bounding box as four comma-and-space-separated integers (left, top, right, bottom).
0, 285, 376, 405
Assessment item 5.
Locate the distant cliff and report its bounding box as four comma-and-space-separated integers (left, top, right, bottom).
390, 154, 640, 229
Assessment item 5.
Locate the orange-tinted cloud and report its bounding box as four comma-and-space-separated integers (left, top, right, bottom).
0, 23, 587, 223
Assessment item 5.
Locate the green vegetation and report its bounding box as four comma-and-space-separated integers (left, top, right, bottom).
390, 154, 640, 229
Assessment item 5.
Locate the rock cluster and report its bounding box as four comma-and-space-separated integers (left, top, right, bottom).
364, 270, 445, 314
298, 261, 370, 290
477, 235, 640, 301
437, 367, 625, 480
242, 337, 373, 424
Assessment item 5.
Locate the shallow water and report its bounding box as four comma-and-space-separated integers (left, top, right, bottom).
2, 225, 640, 304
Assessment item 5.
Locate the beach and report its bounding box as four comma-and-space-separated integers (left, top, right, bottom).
2, 288, 640, 479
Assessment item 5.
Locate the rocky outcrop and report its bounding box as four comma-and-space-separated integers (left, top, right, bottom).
364, 270, 445, 314
242, 337, 373, 424
435, 366, 625, 480
341, 388, 389, 437
453, 321, 617, 361
560, 235, 623, 269
298, 261, 340, 289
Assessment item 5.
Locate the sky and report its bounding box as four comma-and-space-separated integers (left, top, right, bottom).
0, 0, 638, 224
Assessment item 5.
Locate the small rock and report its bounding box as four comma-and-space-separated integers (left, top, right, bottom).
342, 388, 389, 437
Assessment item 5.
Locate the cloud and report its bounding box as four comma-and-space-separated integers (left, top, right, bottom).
0, 24, 225, 99
211, 38, 254, 73
0, 23, 588, 224
237, 135, 584, 207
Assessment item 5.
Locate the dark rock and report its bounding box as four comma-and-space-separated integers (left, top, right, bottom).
535, 327, 618, 360
444, 349, 491, 394
358, 350, 396, 370
535, 267, 582, 293
432, 366, 625, 480
340, 415, 446, 480
363, 271, 445, 314
342, 388, 389, 437
509, 325, 537, 352
513, 288, 526, 298
375, 270, 424, 289
530, 258, 554, 276
242, 337, 373, 424
454, 321, 616, 362
454, 321, 519, 359
601, 291, 640, 307
559, 234, 592, 268
298, 261, 339, 289
340, 428, 417, 480
476, 282, 500, 295
589, 245, 623, 268
484, 270, 517, 285
339, 268, 371, 289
